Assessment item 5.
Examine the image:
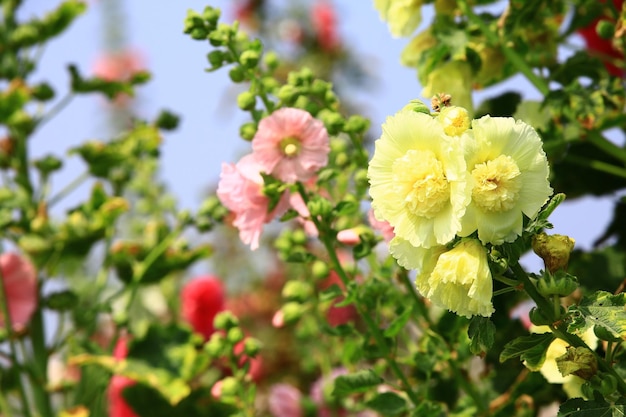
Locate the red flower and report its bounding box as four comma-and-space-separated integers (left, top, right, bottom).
0, 252, 38, 332
577, 0, 624, 77
312, 1, 340, 52
108, 337, 138, 417
181, 275, 226, 340
319, 271, 357, 327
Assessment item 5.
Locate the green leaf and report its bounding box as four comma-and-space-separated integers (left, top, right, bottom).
500, 333, 555, 370
468, 316, 496, 355
384, 306, 413, 338
568, 291, 626, 340
366, 392, 408, 416
332, 369, 383, 396
558, 398, 626, 417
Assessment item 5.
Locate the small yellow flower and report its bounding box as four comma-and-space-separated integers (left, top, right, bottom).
374, 0, 423, 38
438, 106, 471, 136
390, 238, 494, 318
459, 116, 552, 245
368, 110, 471, 248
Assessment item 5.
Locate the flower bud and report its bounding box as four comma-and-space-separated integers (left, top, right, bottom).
207, 50, 225, 68
217, 376, 239, 398
239, 122, 257, 141
242, 337, 262, 357
213, 311, 239, 331
204, 333, 225, 357
227, 327, 244, 344
311, 260, 330, 279
31, 82, 55, 101
307, 197, 333, 218
555, 346, 598, 380
537, 270, 578, 298
596, 20, 615, 40
528, 306, 553, 326
532, 233, 575, 273
438, 106, 470, 136
281, 281, 313, 302
237, 91, 256, 110
280, 302, 305, 324
343, 115, 369, 134
240, 50, 260, 69
401, 99, 431, 115
263, 51, 280, 71
228, 66, 245, 83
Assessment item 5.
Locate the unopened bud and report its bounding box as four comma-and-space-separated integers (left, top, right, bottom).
281, 281, 313, 301
401, 99, 431, 115
537, 270, 578, 298
237, 91, 256, 110
213, 311, 239, 331
532, 233, 575, 273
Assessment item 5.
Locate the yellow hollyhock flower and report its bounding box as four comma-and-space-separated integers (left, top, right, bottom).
459, 116, 552, 245
368, 110, 471, 248
374, 0, 423, 38
390, 238, 494, 318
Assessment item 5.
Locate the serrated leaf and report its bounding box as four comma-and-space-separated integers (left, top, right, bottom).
332, 369, 382, 396
558, 398, 626, 417
500, 333, 555, 370
384, 306, 413, 338
468, 316, 496, 355
366, 392, 408, 416
568, 292, 626, 340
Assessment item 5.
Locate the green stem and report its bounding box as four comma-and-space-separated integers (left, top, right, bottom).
586, 131, 626, 165
510, 262, 555, 320
493, 287, 517, 297
493, 274, 520, 287
296, 183, 421, 405
0, 257, 33, 417
29, 301, 54, 417
458, 1, 550, 96
35, 93, 74, 131
566, 155, 626, 179
48, 170, 90, 208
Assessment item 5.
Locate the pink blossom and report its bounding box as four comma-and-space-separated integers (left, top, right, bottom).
336, 228, 361, 245
252, 108, 330, 183
312, 1, 340, 52
367, 210, 395, 243
510, 299, 536, 330
268, 384, 303, 417
217, 154, 289, 249
272, 310, 285, 328
180, 276, 225, 340
108, 337, 138, 417
0, 252, 38, 332
93, 49, 145, 82
289, 192, 318, 237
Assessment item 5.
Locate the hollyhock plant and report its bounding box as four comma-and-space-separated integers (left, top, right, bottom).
0, 252, 38, 332
268, 383, 303, 417
251, 108, 330, 184
217, 153, 289, 249
367, 110, 471, 248
459, 115, 552, 245
390, 238, 494, 318
180, 275, 225, 340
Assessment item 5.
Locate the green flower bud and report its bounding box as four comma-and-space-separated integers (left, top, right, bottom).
277, 84, 298, 103
263, 51, 280, 71
282, 281, 313, 302
239, 122, 257, 141
261, 76, 279, 92
334, 152, 349, 168
213, 311, 239, 331
44, 290, 79, 312
281, 301, 305, 324
354, 168, 369, 189
207, 50, 225, 68
227, 327, 244, 344
202, 6, 221, 27
190, 27, 208, 41
307, 197, 333, 218
229, 66, 246, 83
556, 346, 598, 380
291, 229, 307, 245
34, 155, 63, 176
318, 109, 344, 135
311, 79, 331, 96
31, 82, 55, 101
204, 333, 225, 357
537, 270, 578, 297
532, 233, 575, 273
528, 306, 553, 326
242, 337, 262, 357
155, 109, 180, 130
237, 91, 256, 110
596, 20, 615, 40
240, 50, 260, 69
311, 259, 330, 279
402, 99, 431, 115
219, 376, 239, 397
343, 115, 370, 134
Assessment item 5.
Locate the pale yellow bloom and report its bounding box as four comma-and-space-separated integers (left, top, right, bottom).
374, 0, 423, 38
368, 110, 471, 248
459, 116, 552, 245
390, 238, 494, 318
438, 106, 471, 136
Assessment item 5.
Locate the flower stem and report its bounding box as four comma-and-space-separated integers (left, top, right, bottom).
48, 170, 90, 208
29, 300, 54, 417
296, 183, 421, 406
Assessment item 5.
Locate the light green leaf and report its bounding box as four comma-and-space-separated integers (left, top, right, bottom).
568, 291, 626, 340
366, 392, 408, 416
558, 398, 626, 417
384, 306, 414, 338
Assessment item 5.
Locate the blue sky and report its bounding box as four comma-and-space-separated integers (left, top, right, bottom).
16, 0, 617, 261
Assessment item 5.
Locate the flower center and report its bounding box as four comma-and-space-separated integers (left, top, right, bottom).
392, 149, 450, 218
471, 154, 522, 213
279, 136, 301, 157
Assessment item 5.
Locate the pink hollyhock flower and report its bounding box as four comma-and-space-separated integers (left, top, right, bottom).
269, 384, 303, 417
93, 49, 145, 82
312, 1, 340, 52
108, 337, 138, 417
252, 108, 330, 184
510, 299, 536, 330
217, 154, 290, 250
0, 252, 38, 332
181, 275, 225, 340
367, 210, 395, 243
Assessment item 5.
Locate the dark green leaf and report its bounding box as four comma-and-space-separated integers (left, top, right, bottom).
558, 398, 626, 417
468, 316, 496, 355
366, 392, 408, 416
383, 306, 413, 338
332, 369, 383, 396
500, 333, 555, 370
